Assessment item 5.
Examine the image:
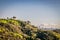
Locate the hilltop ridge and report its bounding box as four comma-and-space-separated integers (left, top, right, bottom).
0, 17, 60, 40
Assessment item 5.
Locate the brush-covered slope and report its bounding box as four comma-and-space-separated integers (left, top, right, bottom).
53, 29, 60, 33
0, 18, 60, 40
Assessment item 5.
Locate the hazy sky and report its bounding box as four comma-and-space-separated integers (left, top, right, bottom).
0, 0, 60, 26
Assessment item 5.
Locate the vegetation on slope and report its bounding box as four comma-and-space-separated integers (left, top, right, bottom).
53, 29, 60, 33
0, 17, 60, 40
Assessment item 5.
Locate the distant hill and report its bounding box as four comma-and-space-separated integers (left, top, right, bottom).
0, 17, 60, 40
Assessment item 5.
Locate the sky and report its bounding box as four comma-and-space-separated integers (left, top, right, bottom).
0, 0, 60, 26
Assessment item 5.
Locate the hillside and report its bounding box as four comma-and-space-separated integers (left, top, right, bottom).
0, 17, 60, 40
53, 29, 60, 34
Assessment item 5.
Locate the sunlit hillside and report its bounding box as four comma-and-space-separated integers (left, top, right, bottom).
0, 17, 60, 40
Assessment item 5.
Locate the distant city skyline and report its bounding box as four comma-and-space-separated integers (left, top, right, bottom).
0, 0, 60, 26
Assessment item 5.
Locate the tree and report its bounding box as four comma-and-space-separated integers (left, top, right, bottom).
26, 21, 31, 24
12, 16, 16, 19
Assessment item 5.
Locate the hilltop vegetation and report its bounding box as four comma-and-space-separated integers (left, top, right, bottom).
0, 17, 60, 40
53, 29, 60, 34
